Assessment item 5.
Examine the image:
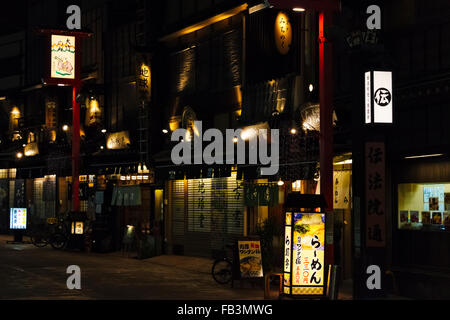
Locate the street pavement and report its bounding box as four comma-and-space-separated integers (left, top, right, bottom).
0, 235, 267, 300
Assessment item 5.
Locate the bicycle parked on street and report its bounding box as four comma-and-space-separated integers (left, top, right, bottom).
211, 244, 237, 285
30, 215, 70, 250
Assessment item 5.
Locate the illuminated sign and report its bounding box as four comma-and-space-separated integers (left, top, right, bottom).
138, 63, 151, 101
71, 222, 84, 235
238, 240, 263, 278
274, 12, 292, 55
106, 131, 130, 150
283, 212, 325, 296
51, 35, 76, 80
365, 71, 393, 124
10, 208, 27, 230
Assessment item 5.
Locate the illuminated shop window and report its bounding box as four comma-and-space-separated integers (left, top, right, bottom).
398, 183, 450, 231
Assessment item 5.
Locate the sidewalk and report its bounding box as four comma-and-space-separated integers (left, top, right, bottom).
4, 234, 403, 300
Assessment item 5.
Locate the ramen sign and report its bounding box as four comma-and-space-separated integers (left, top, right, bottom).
283, 212, 326, 297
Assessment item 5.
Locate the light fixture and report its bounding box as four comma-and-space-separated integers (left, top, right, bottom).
404, 154, 444, 159
57, 84, 66, 87
233, 137, 239, 144
101, 129, 107, 134
100, 146, 104, 150
0, 96, 6, 101
16, 152, 23, 159
290, 128, 297, 135
300, 103, 338, 132
314, 170, 320, 182
162, 129, 169, 134
293, 7, 306, 12
292, 180, 302, 192
62, 125, 69, 132
278, 179, 285, 186
334, 160, 353, 165
22, 144, 26, 148
309, 84, 314, 92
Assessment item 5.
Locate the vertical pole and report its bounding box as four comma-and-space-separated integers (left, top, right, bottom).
72, 83, 80, 212
319, 11, 334, 265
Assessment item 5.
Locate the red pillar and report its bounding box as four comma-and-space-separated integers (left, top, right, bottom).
319, 11, 334, 264
72, 83, 81, 212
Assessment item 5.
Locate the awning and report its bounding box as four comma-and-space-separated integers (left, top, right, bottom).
111, 186, 141, 206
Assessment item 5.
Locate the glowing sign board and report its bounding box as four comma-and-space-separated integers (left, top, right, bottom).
283, 212, 325, 296
51, 35, 76, 80
365, 71, 393, 124
10, 208, 27, 230
274, 12, 292, 55
238, 240, 263, 278
138, 63, 151, 102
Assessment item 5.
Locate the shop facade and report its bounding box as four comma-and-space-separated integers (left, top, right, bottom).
392, 156, 450, 298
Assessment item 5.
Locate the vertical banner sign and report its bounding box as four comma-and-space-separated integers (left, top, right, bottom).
284, 212, 326, 296
13, 179, 25, 209
137, 62, 151, 102
365, 72, 372, 123
238, 240, 263, 278
51, 35, 76, 80
283, 212, 292, 294
365, 71, 393, 124
365, 142, 386, 247
334, 170, 351, 209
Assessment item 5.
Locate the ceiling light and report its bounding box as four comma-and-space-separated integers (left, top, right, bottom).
293, 7, 306, 12
404, 154, 444, 159
334, 160, 353, 165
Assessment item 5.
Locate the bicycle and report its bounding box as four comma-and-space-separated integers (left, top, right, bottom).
211, 244, 236, 285
30, 216, 69, 250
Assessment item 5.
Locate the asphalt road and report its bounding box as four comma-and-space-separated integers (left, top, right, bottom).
0, 235, 265, 300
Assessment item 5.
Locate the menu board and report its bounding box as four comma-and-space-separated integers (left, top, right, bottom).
238, 240, 263, 278
10, 208, 27, 230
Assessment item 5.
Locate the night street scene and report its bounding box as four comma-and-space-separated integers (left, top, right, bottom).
2, 0, 450, 312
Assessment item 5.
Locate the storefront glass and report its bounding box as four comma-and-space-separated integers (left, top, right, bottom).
398, 183, 450, 230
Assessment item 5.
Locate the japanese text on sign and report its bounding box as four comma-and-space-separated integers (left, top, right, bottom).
365, 142, 386, 247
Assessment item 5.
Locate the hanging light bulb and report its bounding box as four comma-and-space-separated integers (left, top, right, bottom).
278, 179, 285, 186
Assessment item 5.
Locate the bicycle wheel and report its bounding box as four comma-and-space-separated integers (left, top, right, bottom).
212, 259, 233, 285
50, 232, 67, 250
30, 231, 49, 248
